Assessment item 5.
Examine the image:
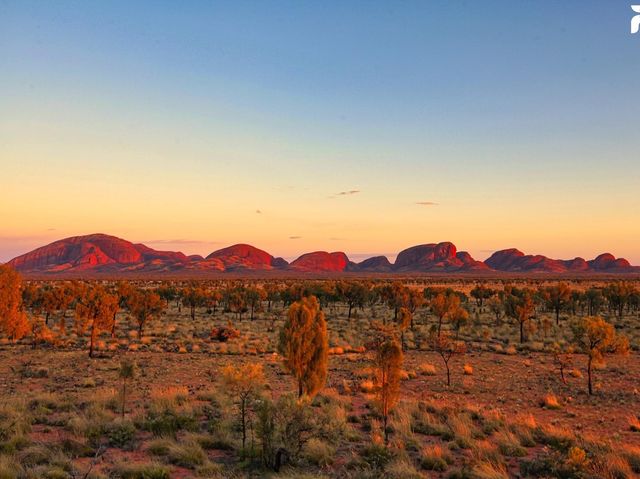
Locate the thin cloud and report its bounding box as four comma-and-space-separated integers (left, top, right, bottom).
329, 237, 346, 241
289, 236, 302, 240
415, 201, 438, 206
255, 209, 262, 214
337, 189, 360, 196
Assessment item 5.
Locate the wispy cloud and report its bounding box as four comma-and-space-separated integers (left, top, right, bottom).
255, 209, 262, 214
329, 237, 346, 241
415, 201, 438, 206
328, 189, 361, 199
289, 236, 302, 240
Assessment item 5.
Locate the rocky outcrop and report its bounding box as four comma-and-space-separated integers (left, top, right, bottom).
289, 251, 351, 272
205, 244, 284, 271
7, 234, 638, 275
393, 242, 469, 272
356, 256, 393, 272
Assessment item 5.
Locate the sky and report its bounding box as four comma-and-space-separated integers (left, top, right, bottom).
1, 1, 639, 264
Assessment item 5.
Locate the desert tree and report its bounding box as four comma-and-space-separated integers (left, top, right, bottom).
486, 296, 504, 325
604, 282, 635, 319
156, 284, 177, 308
264, 283, 281, 312
396, 307, 412, 350
373, 337, 403, 445
430, 330, 466, 387
570, 316, 629, 395
182, 284, 209, 320
337, 281, 369, 319
0, 265, 30, 340
505, 289, 536, 343
430, 292, 460, 338
450, 305, 469, 338
222, 362, 266, 450
584, 288, 604, 316
128, 289, 165, 336
543, 283, 572, 325
470, 284, 495, 309
75, 284, 119, 358
551, 344, 574, 385
245, 287, 266, 320
278, 295, 328, 399
118, 359, 136, 418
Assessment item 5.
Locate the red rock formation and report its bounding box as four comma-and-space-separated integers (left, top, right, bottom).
356, 256, 393, 272
588, 253, 632, 271
8, 234, 142, 272
393, 242, 468, 271
205, 244, 284, 270
7, 234, 638, 275
289, 251, 350, 272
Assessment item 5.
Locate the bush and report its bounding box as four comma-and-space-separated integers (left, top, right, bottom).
421, 444, 451, 471
106, 419, 136, 448
111, 462, 171, 479
303, 438, 335, 466
140, 409, 198, 437
360, 443, 394, 469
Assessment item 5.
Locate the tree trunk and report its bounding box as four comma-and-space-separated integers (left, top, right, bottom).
519, 321, 525, 343
241, 400, 246, 449
121, 380, 126, 418
587, 356, 593, 395
89, 320, 96, 358
446, 362, 451, 386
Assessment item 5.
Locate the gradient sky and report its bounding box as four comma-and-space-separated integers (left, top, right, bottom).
1, 1, 639, 263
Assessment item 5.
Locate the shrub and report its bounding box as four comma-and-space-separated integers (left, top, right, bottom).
361, 443, 394, 469
463, 364, 473, 375
471, 460, 509, 479
494, 430, 526, 457
420, 444, 451, 471
303, 438, 335, 466
418, 363, 437, 376
111, 462, 171, 479
385, 457, 423, 478
540, 393, 561, 410
106, 419, 136, 448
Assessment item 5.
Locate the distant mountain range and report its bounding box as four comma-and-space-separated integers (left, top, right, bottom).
6, 233, 639, 275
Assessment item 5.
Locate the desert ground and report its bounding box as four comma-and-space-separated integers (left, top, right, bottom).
1, 277, 639, 478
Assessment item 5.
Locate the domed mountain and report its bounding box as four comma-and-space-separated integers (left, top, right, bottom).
8, 234, 144, 272
289, 251, 351, 272
485, 249, 636, 273
393, 242, 480, 272
205, 244, 287, 270
356, 256, 393, 272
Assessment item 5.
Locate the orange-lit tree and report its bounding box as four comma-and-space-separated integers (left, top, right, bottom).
430, 330, 466, 387
222, 362, 266, 450
373, 337, 403, 445
571, 316, 629, 395
0, 265, 30, 340
75, 285, 118, 358
278, 295, 328, 399
128, 289, 165, 336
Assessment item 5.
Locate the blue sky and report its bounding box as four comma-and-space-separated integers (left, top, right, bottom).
1, 1, 639, 263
